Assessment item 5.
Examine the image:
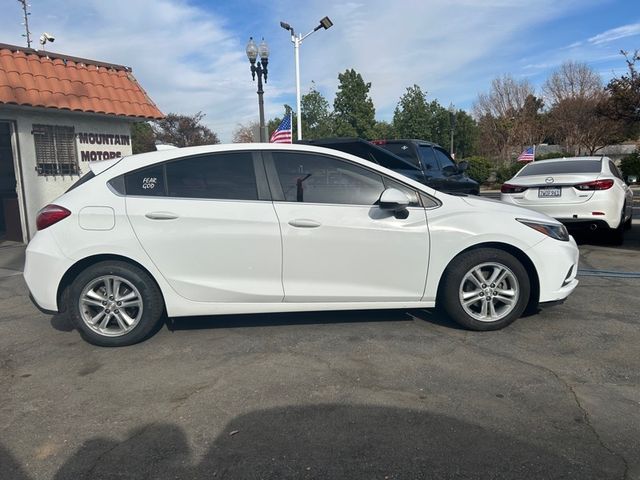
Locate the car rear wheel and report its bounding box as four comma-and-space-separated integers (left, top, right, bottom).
439, 248, 530, 331
68, 261, 165, 346
607, 208, 626, 245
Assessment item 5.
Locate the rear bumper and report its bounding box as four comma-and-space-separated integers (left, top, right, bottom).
501, 195, 621, 229
23, 230, 72, 313
29, 292, 58, 315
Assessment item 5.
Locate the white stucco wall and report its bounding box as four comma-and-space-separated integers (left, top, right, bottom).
0, 105, 135, 241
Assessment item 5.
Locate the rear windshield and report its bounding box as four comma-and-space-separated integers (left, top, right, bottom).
517, 159, 602, 176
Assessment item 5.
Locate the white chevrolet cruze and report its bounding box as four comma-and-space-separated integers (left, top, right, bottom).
501, 157, 633, 244
25, 144, 579, 346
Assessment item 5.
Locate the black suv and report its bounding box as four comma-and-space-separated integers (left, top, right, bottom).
301, 138, 479, 195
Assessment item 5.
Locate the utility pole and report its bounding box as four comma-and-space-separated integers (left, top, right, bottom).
18, 0, 32, 48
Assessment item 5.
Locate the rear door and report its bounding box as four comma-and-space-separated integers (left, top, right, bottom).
264, 150, 429, 303
124, 152, 283, 303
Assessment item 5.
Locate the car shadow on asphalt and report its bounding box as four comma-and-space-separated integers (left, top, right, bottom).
49, 307, 465, 335
571, 224, 640, 250
0, 404, 620, 479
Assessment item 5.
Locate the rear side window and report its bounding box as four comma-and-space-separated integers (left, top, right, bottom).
124, 164, 166, 196
517, 160, 602, 176
609, 161, 623, 180
380, 143, 420, 168
165, 153, 258, 200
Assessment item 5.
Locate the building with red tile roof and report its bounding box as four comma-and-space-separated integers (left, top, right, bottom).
0, 43, 164, 242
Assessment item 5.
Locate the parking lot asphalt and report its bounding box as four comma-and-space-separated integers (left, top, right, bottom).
1, 227, 639, 479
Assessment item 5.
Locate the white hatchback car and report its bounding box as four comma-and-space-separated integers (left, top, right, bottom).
25, 144, 579, 346
501, 157, 633, 244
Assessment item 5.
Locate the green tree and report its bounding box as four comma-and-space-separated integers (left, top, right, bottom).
620, 152, 640, 179
601, 51, 640, 126
371, 121, 396, 140
131, 122, 156, 154
153, 112, 219, 147
453, 110, 478, 158
393, 85, 431, 140
301, 84, 334, 139
333, 69, 376, 138
463, 156, 492, 184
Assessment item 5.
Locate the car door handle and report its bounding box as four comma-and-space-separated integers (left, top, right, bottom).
288, 219, 321, 228
145, 212, 179, 220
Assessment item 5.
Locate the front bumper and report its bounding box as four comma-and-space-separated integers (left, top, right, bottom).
527, 236, 580, 303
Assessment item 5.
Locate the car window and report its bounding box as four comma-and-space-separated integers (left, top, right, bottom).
382, 177, 421, 207
517, 160, 602, 176
379, 143, 420, 168
272, 152, 385, 205
418, 146, 439, 171
433, 148, 456, 169
165, 153, 258, 200
609, 161, 623, 180
124, 164, 166, 196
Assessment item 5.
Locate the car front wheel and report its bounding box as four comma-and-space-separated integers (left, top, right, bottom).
439, 248, 530, 331
68, 261, 165, 346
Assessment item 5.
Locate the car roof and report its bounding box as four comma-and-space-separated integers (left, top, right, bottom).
99, 142, 439, 196
380, 139, 440, 147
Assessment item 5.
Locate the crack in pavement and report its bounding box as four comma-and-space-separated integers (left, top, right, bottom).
451, 339, 631, 480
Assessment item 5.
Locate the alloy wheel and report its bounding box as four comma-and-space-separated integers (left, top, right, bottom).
78, 275, 144, 337
458, 262, 519, 322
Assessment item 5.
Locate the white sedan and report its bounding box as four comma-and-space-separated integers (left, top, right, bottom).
25, 144, 579, 346
501, 157, 633, 244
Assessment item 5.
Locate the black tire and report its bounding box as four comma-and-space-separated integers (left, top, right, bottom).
624, 215, 632, 231
438, 248, 531, 331
67, 261, 165, 346
608, 210, 626, 245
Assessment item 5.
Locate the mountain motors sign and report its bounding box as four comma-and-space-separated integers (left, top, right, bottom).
77, 131, 132, 162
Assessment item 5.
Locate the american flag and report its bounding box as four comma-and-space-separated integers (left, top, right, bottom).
517, 146, 535, 162
270, 114, 292, 143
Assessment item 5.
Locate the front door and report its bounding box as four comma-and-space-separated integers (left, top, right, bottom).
265, 150, 429, 303
125, 151, 283, 303
0, 122, 23, 242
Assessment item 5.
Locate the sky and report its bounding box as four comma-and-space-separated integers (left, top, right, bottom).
2, 0, 639, 142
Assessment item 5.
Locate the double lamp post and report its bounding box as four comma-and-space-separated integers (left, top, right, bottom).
246, 16, 332, 142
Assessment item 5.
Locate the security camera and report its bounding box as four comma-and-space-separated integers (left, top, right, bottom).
39, 32, 55, 45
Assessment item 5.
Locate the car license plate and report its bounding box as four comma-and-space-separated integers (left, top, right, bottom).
538, 187, 561, 197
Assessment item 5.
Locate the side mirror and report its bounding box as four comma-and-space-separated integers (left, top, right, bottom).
457, 160, 469, 172
442, 165, 457, 176
378, 188, 410, 211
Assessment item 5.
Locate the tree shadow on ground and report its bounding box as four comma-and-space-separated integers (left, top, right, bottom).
1, 404, 620, 479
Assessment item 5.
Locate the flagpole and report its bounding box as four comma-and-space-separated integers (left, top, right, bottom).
533, 144, 536, 161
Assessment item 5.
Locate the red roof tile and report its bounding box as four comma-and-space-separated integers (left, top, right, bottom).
0, 43, 163, 119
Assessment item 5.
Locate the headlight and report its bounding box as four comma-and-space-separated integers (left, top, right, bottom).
517, 219, 570, 241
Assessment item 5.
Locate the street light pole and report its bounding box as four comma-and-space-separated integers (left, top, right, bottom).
246, 37, 269, 142
448, 103, 456, 158
280, 17, 333, 141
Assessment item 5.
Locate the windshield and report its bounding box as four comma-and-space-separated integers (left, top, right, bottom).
517, 159, 602, 176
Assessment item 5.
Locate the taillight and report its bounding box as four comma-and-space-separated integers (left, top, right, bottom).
36, 204, 71, 230
371, 139, 386, 145
574, 179, 614, 191
501, 183, 528, 194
